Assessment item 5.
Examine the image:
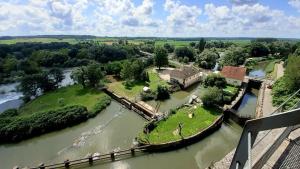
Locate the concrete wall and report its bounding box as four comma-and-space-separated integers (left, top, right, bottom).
225, 78, 242, 86
184, 73, 202, 88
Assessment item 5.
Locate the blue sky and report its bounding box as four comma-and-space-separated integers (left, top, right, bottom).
1, 0, 300, 38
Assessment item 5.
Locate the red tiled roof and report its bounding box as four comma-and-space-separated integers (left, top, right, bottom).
221, 66, 246, 81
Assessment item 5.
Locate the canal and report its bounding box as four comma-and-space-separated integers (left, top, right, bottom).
0, 83, 259, 169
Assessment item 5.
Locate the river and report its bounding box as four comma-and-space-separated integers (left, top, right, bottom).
0, 69, 74, 113
0, 82, 251, 169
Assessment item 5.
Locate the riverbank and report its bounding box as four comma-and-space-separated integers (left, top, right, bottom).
0, 85, 111, 143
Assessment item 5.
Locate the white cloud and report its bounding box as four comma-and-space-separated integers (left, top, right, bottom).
289, 0, 300, 12
164, 0, 202, 34
230, 0, 258, 5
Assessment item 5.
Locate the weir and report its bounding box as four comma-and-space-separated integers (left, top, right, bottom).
18, 146, 150, 169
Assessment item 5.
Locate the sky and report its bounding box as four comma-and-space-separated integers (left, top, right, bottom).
1, 0, 300, 38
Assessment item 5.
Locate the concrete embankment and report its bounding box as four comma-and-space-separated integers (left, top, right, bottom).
103, 88, 158, 121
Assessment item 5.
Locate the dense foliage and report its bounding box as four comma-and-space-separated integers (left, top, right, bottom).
196, 49, 219, 69
272, 55, 300, 110
0, 42, 141, 84
71, 63, 104, 88
0, 105, 89, 143
175, 46, 195, 61
221, 47, 249, 66
201, 87, 223, 107
154, 47, 168, 69
156, 85, 170, 100
204, 74, 227, 88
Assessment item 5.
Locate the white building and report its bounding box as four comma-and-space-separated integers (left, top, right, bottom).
170, 66, 202, 88
221, 66, 246, 86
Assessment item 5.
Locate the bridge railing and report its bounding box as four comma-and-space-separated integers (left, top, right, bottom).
230, 88, 300, 169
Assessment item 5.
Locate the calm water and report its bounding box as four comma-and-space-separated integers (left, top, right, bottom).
0, 69, 74, 113
248, 69, 266, 79
235, 89, 259, 118
0, 81, 251, 169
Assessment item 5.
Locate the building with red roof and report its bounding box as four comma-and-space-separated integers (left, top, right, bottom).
221, 66, 246, 86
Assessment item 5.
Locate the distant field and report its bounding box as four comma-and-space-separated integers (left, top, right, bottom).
155, 40, 197, 47
0, 38, 82, 44
0, 37, 252, 46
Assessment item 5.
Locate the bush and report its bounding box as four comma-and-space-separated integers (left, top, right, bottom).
140, 91, 156, 101
123, 80, 134, 89
0, 105, 89, 143
0, 109, 19, 118
90, 95, 111, 117
156, 85, 170, 100
201, 87, 223, 107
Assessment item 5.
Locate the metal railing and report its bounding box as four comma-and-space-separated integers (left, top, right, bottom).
230, 89, 300, 169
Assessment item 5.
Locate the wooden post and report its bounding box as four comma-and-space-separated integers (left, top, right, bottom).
64, 159, 70, 168
131, 148, 135, 156
110, 152, 115, 161
88, 154, 93, 165
39, 163, 45, 169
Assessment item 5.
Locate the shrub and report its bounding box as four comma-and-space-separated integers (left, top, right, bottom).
90, 95, 111, 117
140, 91, 156, 101
201, 87, 223, 107
0, 109, 19, 118
156, 85, 170, 100
0, 105, 89, 143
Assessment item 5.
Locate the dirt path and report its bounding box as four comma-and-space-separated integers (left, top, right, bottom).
275, 61, 284, 80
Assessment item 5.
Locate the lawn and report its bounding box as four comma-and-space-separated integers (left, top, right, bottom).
139, 105, 221, 144
19, 85, 110, 115
223, 85, 239, 95
107, 70, 169, 100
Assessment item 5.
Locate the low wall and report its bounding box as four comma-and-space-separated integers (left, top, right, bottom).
103, 88, 153, 121
140, 115, 224, 152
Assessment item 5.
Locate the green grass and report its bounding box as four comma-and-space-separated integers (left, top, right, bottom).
19, 85, 109, 114
223, 85, 239, 95
265, 59, 279, 73
139, 105, 221, 144
0, 38, 81, 44
107, 69, 169, 100
155, 40, 196, 47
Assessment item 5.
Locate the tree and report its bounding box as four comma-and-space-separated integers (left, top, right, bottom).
293, 47, 300, 56
268, 41, 292, 58
20, 74, 40, 99
190, 42, 196, 47
154, 47, 168, 70
201, 87, 223, 107
71, 67, 87, 87
163, 43, 175, 53
197, 38, 206, 53
175, 46, 195, 61
204, 74, 227, 88
248, 42, 270, 57
285, 55, 300, 91
196, 49, 219, 69
221, 47, 249, 66
120, 61, 133, 80
86, 63, 103, 87
156, 85, 170, 100
3, 55, 18, 73
49, 68, 64, 87
18, 59, 40, 74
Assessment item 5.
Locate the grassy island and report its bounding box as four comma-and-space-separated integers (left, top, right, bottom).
0, 85, 111, 143
138, 105, 222, 144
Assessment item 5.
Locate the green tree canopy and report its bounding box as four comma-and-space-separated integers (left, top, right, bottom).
154, 47, 168, 70
221, 47, 249, 66
204, 74, 227, 88
201, 87, 223, 107
175, 46, 195, 61
196, 49, 219, 69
